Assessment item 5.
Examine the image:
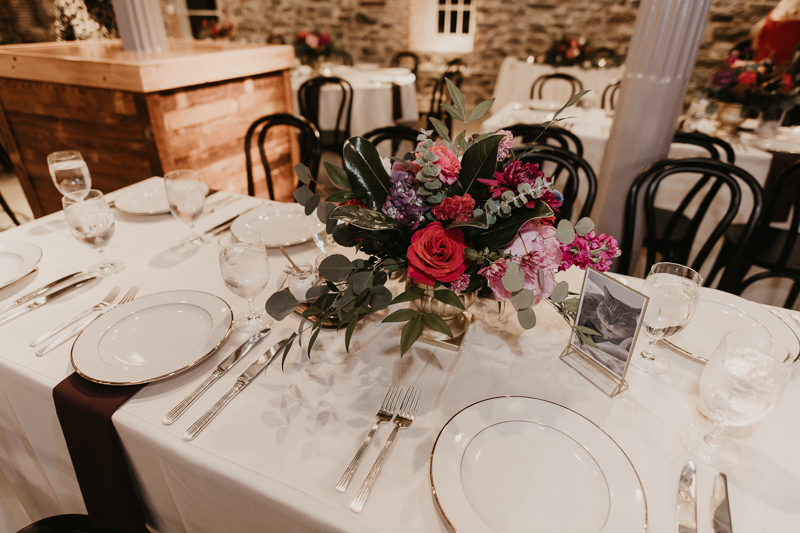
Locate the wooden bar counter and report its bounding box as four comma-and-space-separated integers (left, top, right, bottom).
0, 39, 297, 217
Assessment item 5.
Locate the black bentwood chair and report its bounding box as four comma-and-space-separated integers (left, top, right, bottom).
620, 158, 763, 291
601, 79, 620, 110
297, 76, 353, 153
15, 514, 117, 533
389, 51, 420, 77
530, 73, 584, 101
244, 113, 321, 199
363, 125, 420, 158
512, 145, 597, 224
506, 123, 584, 156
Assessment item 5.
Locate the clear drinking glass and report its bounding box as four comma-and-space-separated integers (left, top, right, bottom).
681, 330, 791, 468
631, 262, 703, 374
219, 230, 272, 332
62, 189, 125, 276
165, 169, 207, 249
48, 150, 91, 197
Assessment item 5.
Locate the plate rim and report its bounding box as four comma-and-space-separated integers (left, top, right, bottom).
0, 241, 43, 290
114, 179, 210, 216
232, 202, 325, 248
429, 395, 647, 533
70, 289, 233, 386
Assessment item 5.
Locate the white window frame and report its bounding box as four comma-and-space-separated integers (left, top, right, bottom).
410, 0, 476, 54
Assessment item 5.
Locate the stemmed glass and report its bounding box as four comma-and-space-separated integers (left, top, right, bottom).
62, 189, 125, 276
681, 330, 791, 468
631, 262, 703, 374
219, 230, 272, 332
165, 169, 208, 249
48, 150, 91, 197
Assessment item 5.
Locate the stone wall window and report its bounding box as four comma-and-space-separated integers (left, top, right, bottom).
409, 0, 475, 53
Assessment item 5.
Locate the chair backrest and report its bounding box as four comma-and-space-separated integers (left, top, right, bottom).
339, 50, 354, 66
390, 51, 420, 76
753, 160, 800, 271
530, 73, 584, 101
506, 123, 584, 156
512, 145, 597, 223
429, 70, 464, 132
244, 113, 321, 199
445, 58, 466, 75
601, 79, 620, 110
621, 158, 763, 279
297, 76, 353, 151
672, 131, 735, 164
363, 125, 420, 158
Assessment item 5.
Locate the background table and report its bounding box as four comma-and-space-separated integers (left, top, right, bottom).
1, 185, 800, 533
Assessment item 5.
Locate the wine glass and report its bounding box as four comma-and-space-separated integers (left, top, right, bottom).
48, 150, 91, 197
681, 330, 791, 468
631, 262, 703, 374
219, 230, 272, 332
165, 169, 207, 249
62, 189, 125, 276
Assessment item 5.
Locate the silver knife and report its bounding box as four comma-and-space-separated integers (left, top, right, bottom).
711, 473, 733, 533
0, 275, 96, 328
183, 337, 289, 440
677, 460, 698, 533
0, 271, 83, 315
163, 327, 272, 425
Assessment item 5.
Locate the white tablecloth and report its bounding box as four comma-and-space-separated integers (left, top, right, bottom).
291, 66, 419, 137
491, 57, 624, 111
2, 185, 800, 533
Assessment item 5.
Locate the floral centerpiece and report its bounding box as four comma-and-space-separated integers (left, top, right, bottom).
544, 36, 591, 67
264, 81, 620, 365
293, 30, 344, 66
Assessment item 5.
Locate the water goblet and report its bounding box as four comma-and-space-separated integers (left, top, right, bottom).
165, 169, 207, 249
219, 230, 272, 333
48, 150, 91, 197
630, 262, 703, 374
62, 189, 125, 276
681, 330, 792, 468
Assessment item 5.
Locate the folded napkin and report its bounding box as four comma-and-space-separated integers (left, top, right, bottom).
392, 83, 403, 121
53, 374, 147, 533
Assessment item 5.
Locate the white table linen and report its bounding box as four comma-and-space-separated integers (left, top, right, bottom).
291, 66, 419, 137
1, 185, 800, 533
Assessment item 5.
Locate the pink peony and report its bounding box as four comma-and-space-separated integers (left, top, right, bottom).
305, 33, 320, 49
496, 130, 514, 161
432, 194, 475, 222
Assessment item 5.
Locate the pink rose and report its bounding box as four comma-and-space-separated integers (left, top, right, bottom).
407, 222, 469, 286
420, 141, 461, 185
305, 33, 320, 49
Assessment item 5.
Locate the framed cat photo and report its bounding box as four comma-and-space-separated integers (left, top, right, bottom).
560, 267, 649, 397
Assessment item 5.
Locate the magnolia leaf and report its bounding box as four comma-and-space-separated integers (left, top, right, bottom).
574, 217, 595, 236
517, 307, 537, 329
429, 116, 451, 142
445, 211, 490, 230
349, 271, 374, 294
445, 77, 466, 119
329, 205, 406, 232
326, 190, 356, 203
265, 291, 299, 320
400, 315, 424, 356
390, 286, 425, 305
318, 254, 354, 282
293, 185, 314, 206
454, 134, 504, 197
294, 164, 312, 185
370, 285, 393, 311
510, 288, 534, 310
342, 136, 391, 209
424, 313, 453, 338
382, 308, 421, 323
550, 281, 569, 303
502, 262, 525, 292
441, 103, 464, 122
555, 219, 576, 245
576, 325, 603, 336
323, 162, 351, 190
433, 289, 466, 310
472, 202, 554, 250
468, 98, 495, 122
304, 194, 321, 216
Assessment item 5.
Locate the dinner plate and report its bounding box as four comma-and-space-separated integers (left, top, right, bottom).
72, 291, 232, 385
431, 396, 646, 533
668, 287, 800, 363
748, 137, 800, 154
114, 178, 210, 215
0, 242, 42, 290
231, 202, 325, 248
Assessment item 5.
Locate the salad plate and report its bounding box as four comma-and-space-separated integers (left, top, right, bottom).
0, 242, 42, 290
231, 202, 325, 248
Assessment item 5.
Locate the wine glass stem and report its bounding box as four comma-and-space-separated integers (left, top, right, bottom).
247, 298, 257, 318
641, 337, 658, 360
189, 223, 200, 240
98, 248, 110, 267
703, 420, 725, 448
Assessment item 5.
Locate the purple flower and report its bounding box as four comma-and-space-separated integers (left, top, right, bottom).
706, 70, 733, 89
382, 169, 425, 230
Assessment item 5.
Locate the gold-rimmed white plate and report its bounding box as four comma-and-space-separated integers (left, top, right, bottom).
114, 178, 210, 216
431, 396, 646, 533
0, 242, 42, 290
231, 202, 325, 248
71, 290, 232, 385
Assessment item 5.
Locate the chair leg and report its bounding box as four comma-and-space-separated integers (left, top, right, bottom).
785, 280, 800, 309
0, 191, 20, 226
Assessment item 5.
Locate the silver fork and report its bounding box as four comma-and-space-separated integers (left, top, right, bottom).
30, 286, 122, 347
350, 387, 421, 513
36, 287, 139, 356
336, 386, 402, 492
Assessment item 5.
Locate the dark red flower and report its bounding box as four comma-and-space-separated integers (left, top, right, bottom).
431, 194, 475, 222
407, 222, 468, 286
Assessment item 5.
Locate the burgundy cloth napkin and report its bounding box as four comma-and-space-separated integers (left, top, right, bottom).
53, 373, 147, 533
762, 151, 800, 222
391, 83, 403, 121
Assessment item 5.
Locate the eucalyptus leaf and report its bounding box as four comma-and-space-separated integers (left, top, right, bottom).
326, 217, 337, 234
265, 291, 299, 321
423, 313, 453, 338
441, 103, 464, 122
382, 308, 421, 323
550, 281, 569, 303
329, 205, 407, 232
445, 77, 466, 119
502, 262, 525, 292
467, 98, 495, 122
429, 116, 451, 142
305, 285, 329, 301
318, 254, 354, 282
323, 162, 351, 190
433, 289, 465, 310
304, 194, 321, 216
510, 288, 534, 310
454, 134, 504, 198
574, 217, 595, 236
400, 315, 423, 356
342, 137, 391, 209
370, 285, 393, 311
294, 164, 312, 185
332, 224, 356, 247
293, 185, 314, 206
390, 287, 425, 305
349, 271, 374, 294
317, 202, 335, 224
555, 219, 576, 245
517, 306, 537, 329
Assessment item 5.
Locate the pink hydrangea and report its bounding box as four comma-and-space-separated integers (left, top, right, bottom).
558, 231, 620, 272
496, 130, 514, 161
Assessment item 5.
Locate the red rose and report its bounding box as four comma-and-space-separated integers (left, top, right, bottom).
407, 222, 468, 286
737, 71, 757, 87
781, 74, 794, 93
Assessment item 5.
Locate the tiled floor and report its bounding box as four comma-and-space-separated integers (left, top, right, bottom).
0, 172, 33, 232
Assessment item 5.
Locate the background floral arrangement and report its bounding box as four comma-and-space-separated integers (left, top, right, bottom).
544, 35, 591, 67
264, 82, 619, 364
293, 29, 344, 65
197, 18, 234, 41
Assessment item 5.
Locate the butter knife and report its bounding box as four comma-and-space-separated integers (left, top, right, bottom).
0, 276, 95, 328
711, 473, 733, 533
203, 204, 261, 236
183, 337, 289, 441
163, 327, 272, 425
677, 460, 697, 533
0, 271, 83, 315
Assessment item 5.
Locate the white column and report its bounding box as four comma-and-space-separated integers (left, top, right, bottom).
112, 0, 170, 53
593, 0, 712, 251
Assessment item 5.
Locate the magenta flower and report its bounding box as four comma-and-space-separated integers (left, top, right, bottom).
558, 231, 620, 272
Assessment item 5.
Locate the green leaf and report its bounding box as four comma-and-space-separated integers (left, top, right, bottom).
349, 271, 374, 294
301, 306, 321, 317
472, 202, 554, 250
555, 219, 576, 245
332, 224, 356, 247
454, 130, 468, 153
345, 313, 359, 352
293, 185, 314, 206
574, 217, 595, 236
390, 286, 425, 305
517, 307, 537, 329
400, 315, 423, 356
550, 281, 569, 303
329, 205, 407, 233
445, 77, 466, 119
429, 117, 451, 142
576, 325, 602, 336
304, 194, 321, 216
502, 262, 526, 292
434, 289, 465, 310
318, 254, 354, 282
423, 313, 453, 338
441, 103, 464, 122
510, 288, 534, 310
581, 332, 598, 348
454, 134, 504, 197
326, 190, 356, 203
317, 201, 335, 224
323, 162, 351, 190
445, 211, 490, 230
382, 309, 421, 323
280, 335, 296, 370
370, 285, 393, 311
307, 327, 321, 358
468, 98, 495, 122
265, 291, 299, 320
342, 136, 391, 209
295, 164, 312, 185
305, 284, 329, 301
551, 90, 592, 121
